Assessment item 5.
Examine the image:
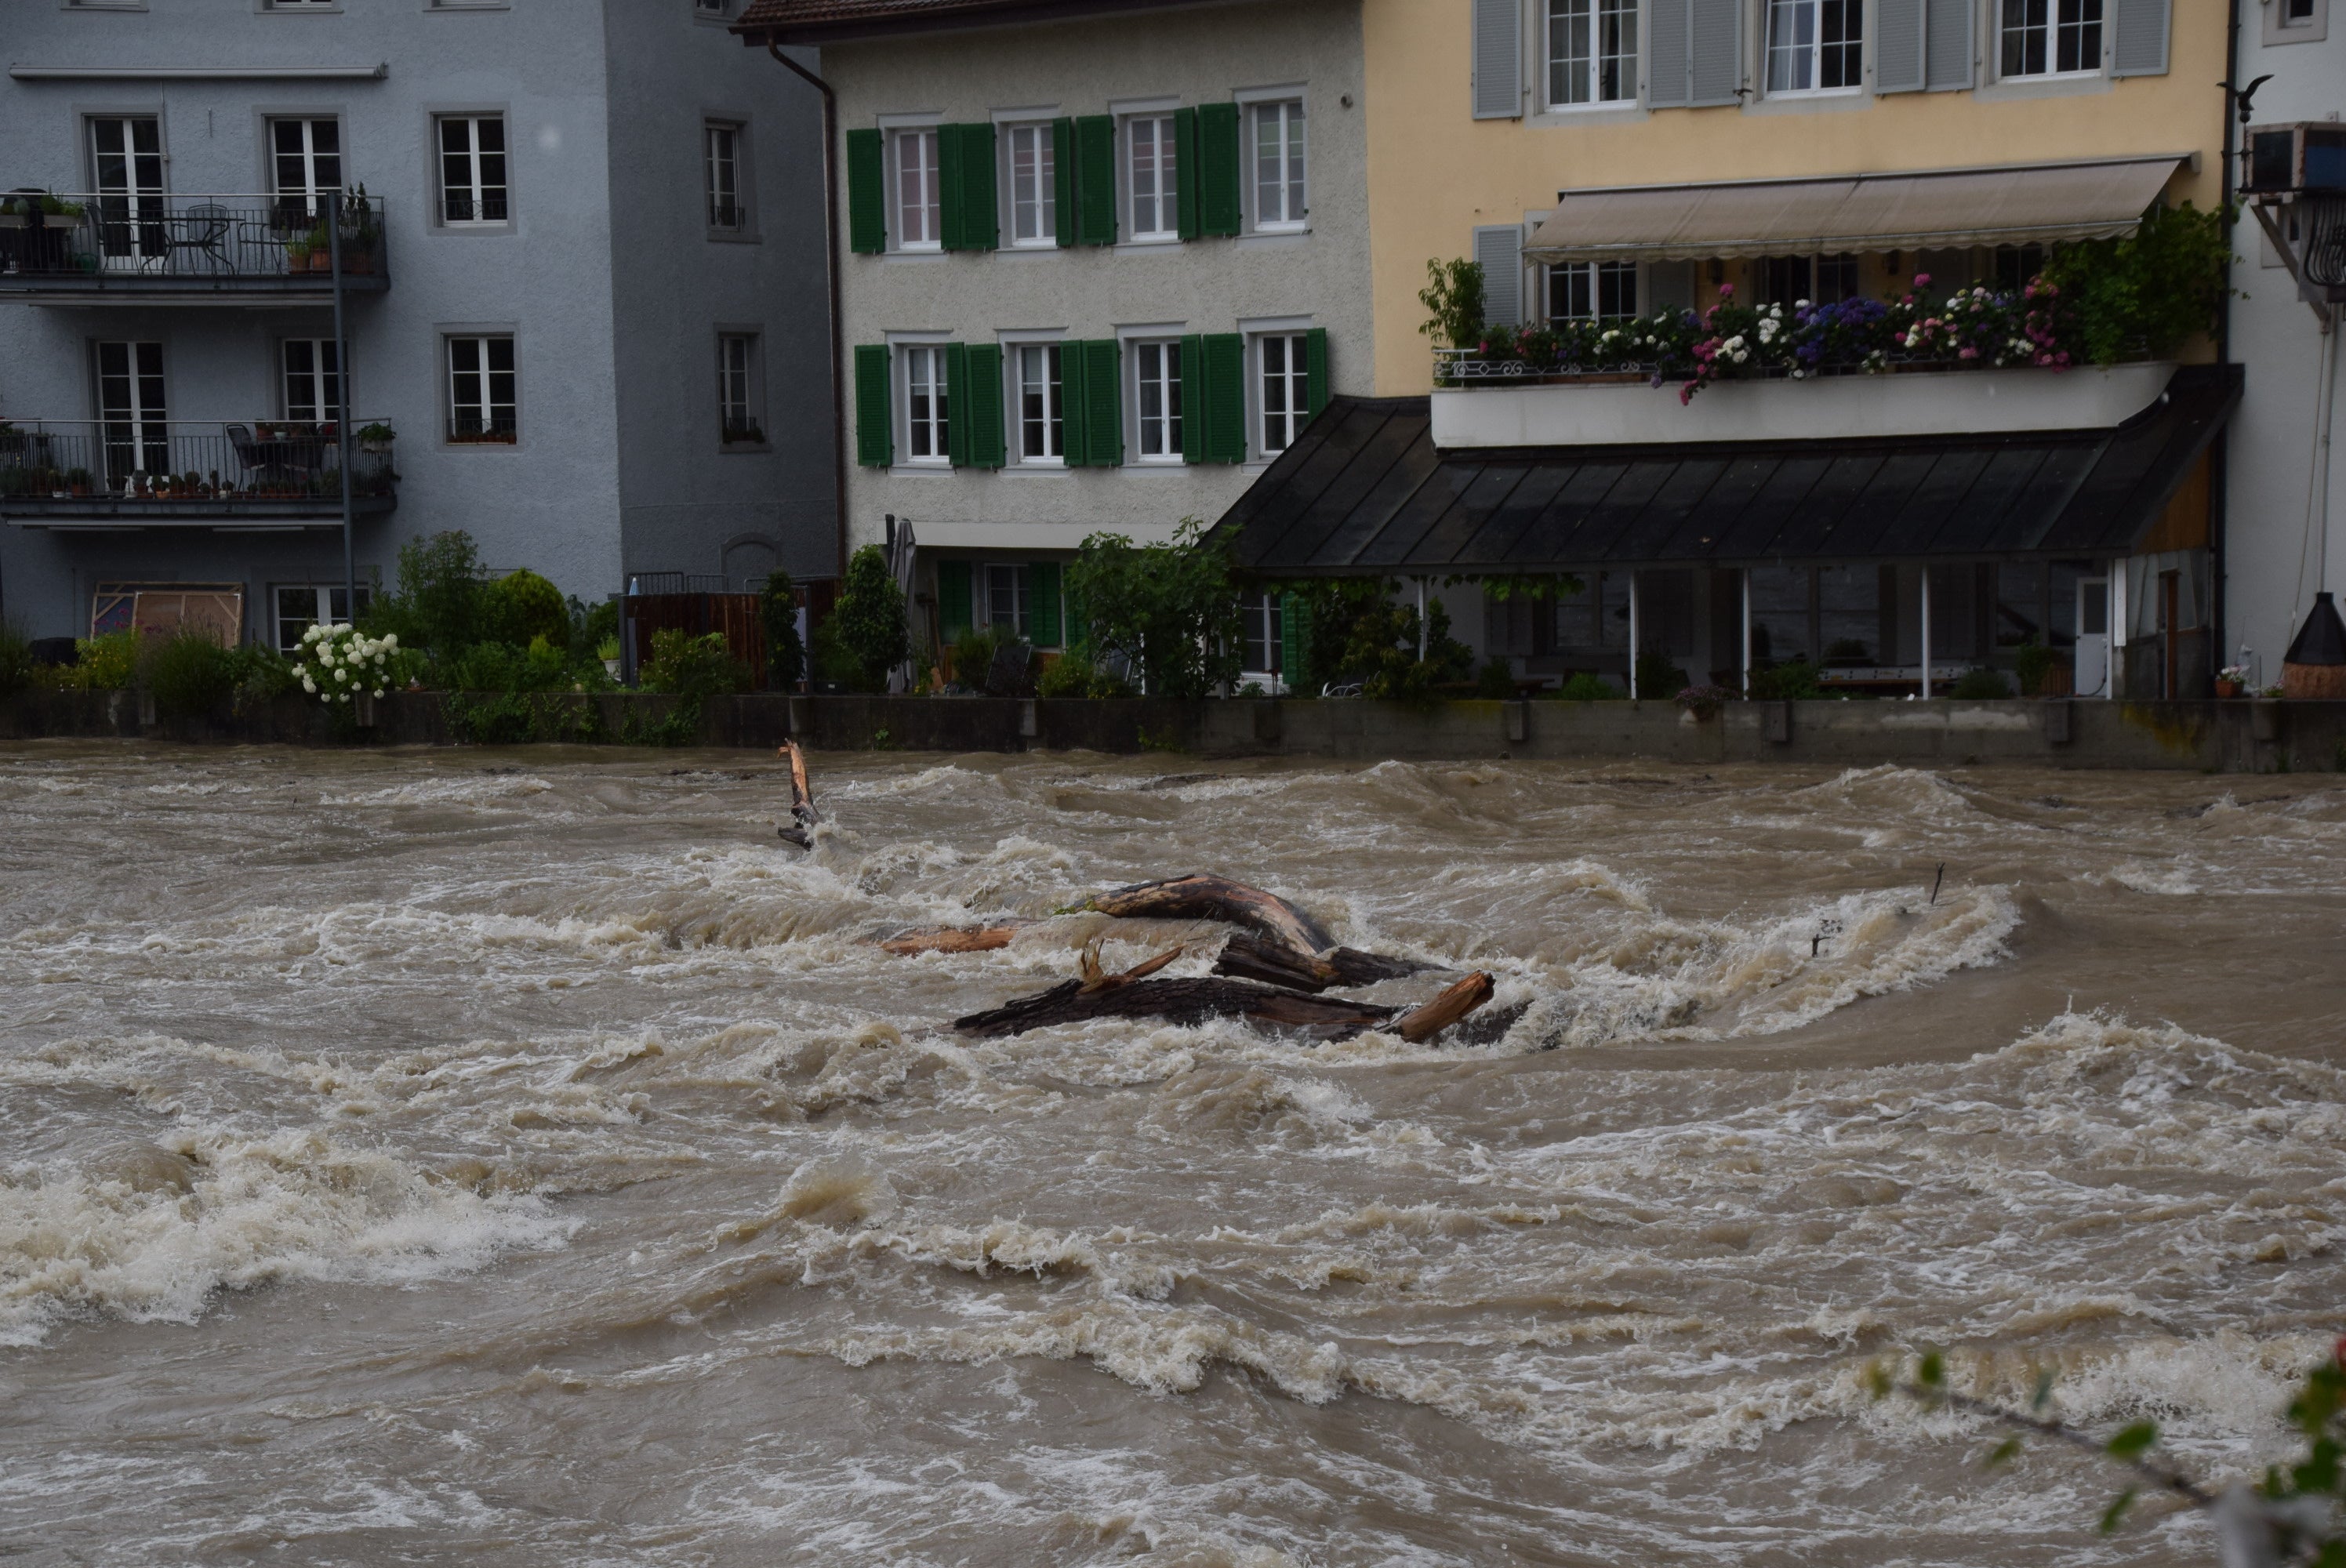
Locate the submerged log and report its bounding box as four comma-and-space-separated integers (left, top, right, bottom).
1211, 931, 1434, 993
1086, 874, 1337, 957
1393, 971, 1496, 1044
878, 921, 1033, 956
778, 740, 819, 848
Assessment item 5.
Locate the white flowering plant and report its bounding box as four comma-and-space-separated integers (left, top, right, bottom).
294, 622, 395, 705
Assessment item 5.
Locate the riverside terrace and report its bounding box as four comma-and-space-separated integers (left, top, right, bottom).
0, 192, 388, 303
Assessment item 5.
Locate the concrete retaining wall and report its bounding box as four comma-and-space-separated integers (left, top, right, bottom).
5, 691, 2344, 772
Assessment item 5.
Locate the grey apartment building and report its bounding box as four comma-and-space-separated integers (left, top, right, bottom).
0, 0, 833, 650
735, 0, 1367, 676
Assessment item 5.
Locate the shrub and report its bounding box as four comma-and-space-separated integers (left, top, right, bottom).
1066, 521, 1244, 699
1676, 684, 1733, 720
0, 619, 31, 698
142, 630, 237, 720
380, 530, 486, 658
449, 635, 574, 695
2039, 200, 2230, 365
1272, 578, 1472, 704
67, 630, 140, 692
1552, 671, 1622, 701
833, 545, 910, 689
1751, 660, 1824, 700
2013, 641, 2057, 696
642, 629, 747, 700
1634, 652, 1689, 700
1419, 257, 1487, 353
1474, 657, 1518, 699
227, 643, 301, 705
293, 624, 395, 706
808, 615, 863, 690
948, 622, 1009, 690
758, 571, 804, 691
1036, 650, 1133, 699
1949, 667, 2014, 699
480, 569, 568, 650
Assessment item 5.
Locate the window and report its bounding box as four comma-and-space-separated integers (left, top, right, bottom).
1992, 244, 2045, 290
446, 335, 517, 442
1128, 114, 1178, 240
1549, 261, 1637, 321
438, 115, 509, 223
717, 333, 763, 444
274, 586, 371, 653
986, 564, 1030, 637
269, 118, 342, 226
1258, 332, 1309, 456
2264, 0, 2324, 44
1757, 252, 1858, 303
1015, 344, 1064, 463
1765, 0, 1861, 93
1999, 0, 2103, 77
1133, 340, 1182, 462
89, 117, 165, 270
892, 127, 942, 249
1239, 592, 1284, 678
705, 122, 747, 231
282, 339, 343, 423
1251, 100, 1306, 230
267, 0, 337, 8
1006, 123, 1055, 246
695, 0, 728, 13
96, 341, 168, 481
901, 344, 950, 463
1547, 0, 1638, 107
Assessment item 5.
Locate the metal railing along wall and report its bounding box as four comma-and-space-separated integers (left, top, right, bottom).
0, 419, 395, 501
0, 193, 387, 281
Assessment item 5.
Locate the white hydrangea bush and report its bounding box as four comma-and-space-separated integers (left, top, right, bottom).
296, 622, 395, 705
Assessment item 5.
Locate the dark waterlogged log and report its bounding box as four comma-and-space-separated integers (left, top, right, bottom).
1086, 874, 1338, 956
953, 976, 1404, 1040
1211, 931, 1433, 993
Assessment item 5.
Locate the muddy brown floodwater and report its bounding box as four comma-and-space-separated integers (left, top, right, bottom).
3, 742, 2344, 1566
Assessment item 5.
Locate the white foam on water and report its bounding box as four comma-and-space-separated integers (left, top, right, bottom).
317, 773, 553, 808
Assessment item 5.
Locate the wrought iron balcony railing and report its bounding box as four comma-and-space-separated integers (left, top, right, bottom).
0, 193, 389, 298
0, 419, 398, 518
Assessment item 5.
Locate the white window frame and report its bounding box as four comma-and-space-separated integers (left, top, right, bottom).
274, 585, 372, 652
1763, 0, 1864, 96
445, 332, 518, 444
1125, 111, 1180, 241
1546, 260, 1639, 323
1131, 338, 1184, 463
717, 331, 764, 446
2264, 0, 2327, 43
1008, 338, 1066, 467
1003, 122, 1056, 248
281, 338, 343, 424
899, 340, 952, 466
891, 125, 942, 252
1247, 98, 1307, 233
984, 562, 1031, 637
1253, 330, 1311, 458
94, 340, 169, 478
705, 120, 750, 234
1545, 0, 1640, 110
267, 118, 343, 223
1238, 591, 1284, 686
1997, 0, 2106, 81
436, 114, 509, 226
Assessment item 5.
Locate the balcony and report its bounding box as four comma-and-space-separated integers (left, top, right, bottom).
0, 419, 398, 529
0, 194, 388, 304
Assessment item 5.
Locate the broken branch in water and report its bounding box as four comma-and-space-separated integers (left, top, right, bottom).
1086, 873, 1338, 958
1210, 931, 1433, 993
778, 740, 819, 849
877, 922, 1034, 956
1393, 971, 1497, 1044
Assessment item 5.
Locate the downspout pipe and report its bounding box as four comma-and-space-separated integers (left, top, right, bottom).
2214, 0, 2241, 686
764, 38, 849, 584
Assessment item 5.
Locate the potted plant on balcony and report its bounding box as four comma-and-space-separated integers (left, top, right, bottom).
2217, 663, 2251, 699
39, 194, 83, 230
65, 467, 92, 498
336, 185, 379, 274
0, 196, 28, 231
356, 421, 395, 456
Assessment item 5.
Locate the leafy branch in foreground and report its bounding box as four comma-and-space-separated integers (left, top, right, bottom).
1872, 1341, 2346, 1566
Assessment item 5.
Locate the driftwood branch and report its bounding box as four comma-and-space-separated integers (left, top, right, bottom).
1087, 874, 1338, 957
877, 922, 1033, 956
778, 740, 819, 848
1394, 971, 1497, 1044
1211, 931, 1432, 993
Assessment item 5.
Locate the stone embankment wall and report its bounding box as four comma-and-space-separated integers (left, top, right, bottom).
4, 691, 2343, 772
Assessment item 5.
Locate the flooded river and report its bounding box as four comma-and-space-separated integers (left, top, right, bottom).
3, 742, 2343, 1566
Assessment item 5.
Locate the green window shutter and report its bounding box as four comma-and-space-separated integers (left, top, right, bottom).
1082, 339, 1122, 466
945, 342, 971, 468
1074, 114, 1118, 246
937, 560, 973, 641
853, 343, 892, 466
964, 343, 1005, 469
1197, 103, 1241, 238
1280, 593, 1311, 691
942, 123, 997, 251
1174, 107, 1201, 241
1305, 327, 1330, 422
1029, 562, 1062, 648
1052, 118, 1076, 249
1064, 584, 1088, 654
1204, 332, 1246, 463
1179, 333, 1205, 464
847, 129, 886, 254
1060, 343, 1090, 467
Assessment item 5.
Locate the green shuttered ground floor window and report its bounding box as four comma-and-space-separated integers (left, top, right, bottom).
935, 558, 1065, 649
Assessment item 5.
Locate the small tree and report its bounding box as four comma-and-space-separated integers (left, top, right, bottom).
1064, 520, 1244, 699
759, 571, 805, 691
833, 544, 908, 691
479, 568, 568, 649
377, 530, 486, 659
1419, 257, 1487, 351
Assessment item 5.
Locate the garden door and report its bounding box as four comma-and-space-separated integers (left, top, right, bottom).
2074, 578, 2110, 699
89, 116, 166, 272
96, 341, 169, 487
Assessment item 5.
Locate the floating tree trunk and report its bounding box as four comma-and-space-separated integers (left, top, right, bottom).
1085, 874, 1338, 957
877, 922, 1034, 956
1211, 931, 1432, 993
777, 740, 819, 849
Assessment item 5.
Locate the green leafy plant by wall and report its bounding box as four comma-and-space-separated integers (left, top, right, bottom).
142, 630, 237, 720
1065, 521, 1243, 699
808, 615, 863, 690
834, 545, 910, 691
52, 631, 141, 692
1335, 596, 1473, 706
372, 530, 487, 660
2039, 201, 2231, 366
1635, 652, 1690, 700
642, 629, 749, 701
1418, 257, 1487, 351
1474, 658, 1518, 699
1750, 661, 1825, 700
0, 619, 31, 698
1036, 650, 1135, 699
480, 569, 568, 651
759, 571, 805, 691
2013, 641, 2057, 697
1949, 667, 2014, 699
1552, 672, 1624, 701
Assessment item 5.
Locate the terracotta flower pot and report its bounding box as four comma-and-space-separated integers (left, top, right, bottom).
2214, 679, 2243, 699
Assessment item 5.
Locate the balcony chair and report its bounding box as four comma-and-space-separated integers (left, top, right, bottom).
166, 203, 233, 274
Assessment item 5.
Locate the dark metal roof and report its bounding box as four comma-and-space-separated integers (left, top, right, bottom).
732, 0, 1226, 44
1209, 365, 2241, 576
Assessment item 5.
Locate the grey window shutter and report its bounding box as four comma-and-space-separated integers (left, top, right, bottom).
1688, 0, 1744, 107
1875, 0, 1926, 92
1475, 224, 1524, 328
2112, 0, 2170, 75
1472, 0, 1523, 119
1926, 0, 1975, 89
1648, 0, 1692, 107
